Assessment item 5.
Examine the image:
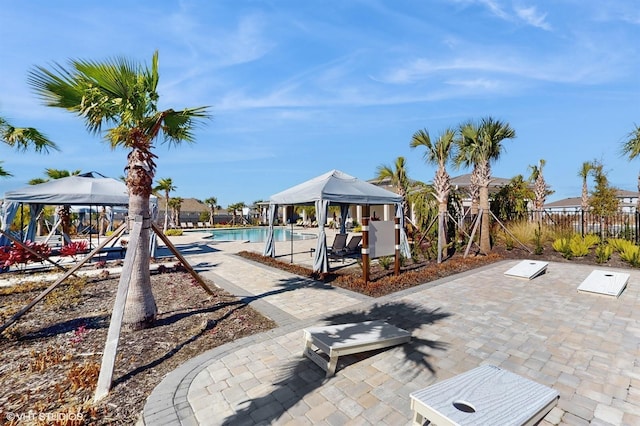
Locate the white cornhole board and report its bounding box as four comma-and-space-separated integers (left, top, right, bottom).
410, 365, 559, 426
503, 260, 548, 280
302, 320, 411, 377
577, 269, 629, 298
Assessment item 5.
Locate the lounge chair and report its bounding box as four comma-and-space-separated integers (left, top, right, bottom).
330, 234, 362, 262
327, 233, 348, 256
343, 235, 362, 254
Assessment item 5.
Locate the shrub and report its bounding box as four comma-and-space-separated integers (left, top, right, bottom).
59, 240, 89, 257
595, 244, 613, 264
568, 235, 590, 257
533, 225, 544, 255
165, 229, 183, 236
608, 238, 632, 253
583, 234, 600, 248
378, 256, 393, 270
552, 238, 571, 259
618, 242, 640, 267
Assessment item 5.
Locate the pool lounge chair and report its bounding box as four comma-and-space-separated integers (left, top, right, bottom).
330, 235, 362, 262
327, 233, 348, 256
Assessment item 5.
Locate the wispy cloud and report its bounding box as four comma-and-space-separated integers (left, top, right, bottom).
514, 5, 551, 30
445, 0, 551, 30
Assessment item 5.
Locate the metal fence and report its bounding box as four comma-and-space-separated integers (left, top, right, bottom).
501, 210, 640, 243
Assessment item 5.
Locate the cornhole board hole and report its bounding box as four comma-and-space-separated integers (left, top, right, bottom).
577, 269, 629, 298
410, 365, 559, 426
302, 320, 411, 377
503, 260, 548, 280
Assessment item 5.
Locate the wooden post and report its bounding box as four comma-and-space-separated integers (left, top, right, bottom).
151, 223, 216, 295
361, 205, 370, 283
94, 217, 143, 402
394, 217, 400, 276
0, 223, 128, 335
464, 209, 482, 258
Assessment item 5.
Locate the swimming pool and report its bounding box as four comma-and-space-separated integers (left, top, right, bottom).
208, 227, 317, 243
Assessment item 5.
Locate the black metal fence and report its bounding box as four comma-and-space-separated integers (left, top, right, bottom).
501, 210, 640, 243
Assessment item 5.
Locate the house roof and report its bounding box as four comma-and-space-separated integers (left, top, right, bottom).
544, 190, 640, 209
449, 173, 513, 189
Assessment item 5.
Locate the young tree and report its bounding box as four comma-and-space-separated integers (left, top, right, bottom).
154, 178, 176, 232
28, 51, 210, 329
0, 116, 58, 176
620, 124, 640, 210
577, 161, 595, 233
410, 128, 456, 262
589, 161, 619, 238
455, 117, 516, 254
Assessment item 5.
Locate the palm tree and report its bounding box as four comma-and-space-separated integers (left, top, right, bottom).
204, 197, 218, 226
228, 202, 246, 225
28, 51, 210, 330
154, 178, 176, 232
620, 124, 640, 210
0, 116, 58, 176
410, 128, 456, 262
376, 157, 410, 222
528, 159, 550, 223
455, 117, 516, 254
168, 197, 183, 226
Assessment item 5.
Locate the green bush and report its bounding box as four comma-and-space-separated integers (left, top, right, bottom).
377, 256, 393, 270
608, 238, 632, 253
165, 229, 183, 236
595, 244, 613, 264
552, 237, 571, 258
568, 235, 590, 257
583, 234, 600, 248
619, 242, 640, 267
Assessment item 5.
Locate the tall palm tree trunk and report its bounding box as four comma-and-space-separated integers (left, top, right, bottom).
437, 202, 447, 263
163, 195, 170, 232
123, 148, 157, 330
122, 193, 156, 329
479, 185, 491, 254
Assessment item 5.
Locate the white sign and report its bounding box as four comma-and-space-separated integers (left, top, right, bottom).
369, 220, 395, 258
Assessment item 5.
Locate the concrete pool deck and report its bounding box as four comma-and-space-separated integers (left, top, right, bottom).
139, 227, 640, 425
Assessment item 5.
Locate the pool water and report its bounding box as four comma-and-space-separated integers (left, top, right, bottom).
208, 227, 316, 243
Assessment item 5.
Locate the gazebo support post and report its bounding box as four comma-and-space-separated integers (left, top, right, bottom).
362, 205, 370, 283
394, 217, 400, 276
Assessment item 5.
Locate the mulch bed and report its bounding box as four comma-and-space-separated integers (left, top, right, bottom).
0, 264, 276, 425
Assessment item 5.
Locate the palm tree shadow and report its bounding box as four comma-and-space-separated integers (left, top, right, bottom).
221, 301, 451, 425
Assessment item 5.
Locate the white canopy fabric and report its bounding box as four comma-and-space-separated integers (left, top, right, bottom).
263, 169, 410, 272
4, 173, 130, 206
0, 172, 156, 246
269, 169, 402, 205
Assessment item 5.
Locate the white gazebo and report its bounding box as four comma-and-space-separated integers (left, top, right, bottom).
0, 172, 156, 246
263, 169, 410, 273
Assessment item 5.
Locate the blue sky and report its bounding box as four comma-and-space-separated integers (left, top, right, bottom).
1, 0, 639, 207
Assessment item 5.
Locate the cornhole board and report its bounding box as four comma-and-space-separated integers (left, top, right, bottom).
302, 320, 411, 377
410, 365, 559, 426
577, 269, 629, 298
503, 260, 548, 280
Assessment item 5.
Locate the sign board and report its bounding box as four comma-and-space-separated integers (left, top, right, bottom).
369, 220, 395, 258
